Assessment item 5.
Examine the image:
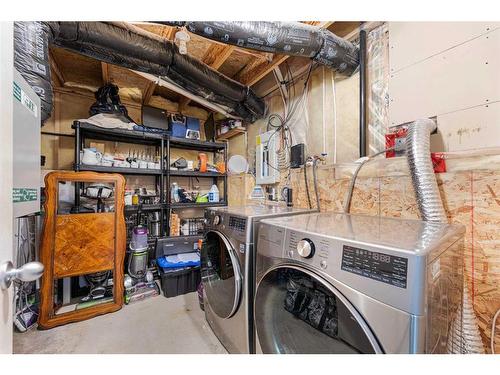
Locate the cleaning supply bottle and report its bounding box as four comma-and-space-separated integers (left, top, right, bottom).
171, 182, 180, 203
208, 184, 219, 203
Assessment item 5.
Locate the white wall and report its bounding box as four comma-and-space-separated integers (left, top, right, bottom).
388, 22, 500, 152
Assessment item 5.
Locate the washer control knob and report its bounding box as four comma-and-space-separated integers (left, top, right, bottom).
297, 239, 315, 259
320, 260, 327, 269
213, 215, 221, 225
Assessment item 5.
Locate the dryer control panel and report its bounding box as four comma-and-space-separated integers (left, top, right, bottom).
341, 245, 408, 288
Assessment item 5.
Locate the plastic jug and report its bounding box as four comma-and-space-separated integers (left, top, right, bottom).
208, 184, 219, 203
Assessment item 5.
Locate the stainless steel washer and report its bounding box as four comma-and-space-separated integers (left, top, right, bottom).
201, 204, 312, 354
255, 212, 465, 354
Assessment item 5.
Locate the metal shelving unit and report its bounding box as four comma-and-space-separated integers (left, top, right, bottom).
72, 120, 228, 240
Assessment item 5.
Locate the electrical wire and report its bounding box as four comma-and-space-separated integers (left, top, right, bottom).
262, 61, 315, 182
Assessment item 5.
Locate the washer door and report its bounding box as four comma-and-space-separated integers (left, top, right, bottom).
254, 265, 383, 354
201, 230, 242, 319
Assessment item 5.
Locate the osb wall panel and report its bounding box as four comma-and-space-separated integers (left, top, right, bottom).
282, 154, 500, 353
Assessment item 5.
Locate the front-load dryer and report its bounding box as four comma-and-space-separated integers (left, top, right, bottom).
255, 212, 465, 354
201, 204, 312, 354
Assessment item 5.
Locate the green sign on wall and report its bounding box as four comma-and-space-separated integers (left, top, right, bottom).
13, 188, 38, 203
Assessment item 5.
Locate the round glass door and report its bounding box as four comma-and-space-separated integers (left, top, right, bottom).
254, 266, 382, 354
201, 231, 242, 319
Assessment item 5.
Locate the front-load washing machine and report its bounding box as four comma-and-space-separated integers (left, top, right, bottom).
255, 212, 465, 354
201, 204, 312, 354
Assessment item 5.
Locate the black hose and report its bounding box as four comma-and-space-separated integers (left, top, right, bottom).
359, 29, 367, 157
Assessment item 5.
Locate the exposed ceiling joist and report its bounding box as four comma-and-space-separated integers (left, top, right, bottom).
49, 51, 65, 87
101, 62, 111, 84
203, 44, 236, 70
178, 96, 191, 113
142, 80, 156, 105
237, 54, 289, 86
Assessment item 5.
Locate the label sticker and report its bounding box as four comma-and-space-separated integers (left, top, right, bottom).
13, 188, 38, 203
13, 81, 38, 118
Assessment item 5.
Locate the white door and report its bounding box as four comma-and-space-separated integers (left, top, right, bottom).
0, 21, 14, 354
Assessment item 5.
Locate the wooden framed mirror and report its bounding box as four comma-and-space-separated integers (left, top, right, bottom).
38, 171, 126, 329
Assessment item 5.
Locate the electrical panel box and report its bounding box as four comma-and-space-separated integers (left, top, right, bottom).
13, 69, 41, 218
255, 130, 279, 185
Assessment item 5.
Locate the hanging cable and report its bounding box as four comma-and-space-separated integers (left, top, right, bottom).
343, 147, 395, 213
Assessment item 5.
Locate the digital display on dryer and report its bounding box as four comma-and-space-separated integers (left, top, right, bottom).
341, 245, 408, 288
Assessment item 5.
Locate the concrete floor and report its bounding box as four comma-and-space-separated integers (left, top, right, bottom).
13, 292, 227, 354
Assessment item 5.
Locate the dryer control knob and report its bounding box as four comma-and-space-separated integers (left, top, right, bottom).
297, 239, 315, 258
213, 215, 221, 225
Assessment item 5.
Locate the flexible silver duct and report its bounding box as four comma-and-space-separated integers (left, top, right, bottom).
405, 119, 447, 222
405, 118, 484, 354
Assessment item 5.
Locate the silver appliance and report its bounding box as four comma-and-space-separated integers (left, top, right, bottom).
201, 204, 312, 354
255, 212, 464, 354
13, 69, 41, 218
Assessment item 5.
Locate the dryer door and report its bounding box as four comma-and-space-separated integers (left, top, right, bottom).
254, 265, 383, 353
201, 230, 242, 319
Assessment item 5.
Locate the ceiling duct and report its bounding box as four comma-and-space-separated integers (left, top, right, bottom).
14, 22, 53, 123
14, 21, 266, 124
155, 21, 360, 76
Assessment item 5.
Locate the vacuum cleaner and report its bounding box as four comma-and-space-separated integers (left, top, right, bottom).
124, 226, 159, 304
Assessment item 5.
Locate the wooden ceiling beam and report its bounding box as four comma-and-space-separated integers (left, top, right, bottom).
142, 80, 156, 105
49, 50, 65, 87
203, 44, 236, 70
178, 96, 191, 114
101, 62, 111, 84
236, 54, 290, 86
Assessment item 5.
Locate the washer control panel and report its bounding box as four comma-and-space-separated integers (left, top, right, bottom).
341, 245, 408, 288
287, 231, 332, 267
229, 216, 246, 232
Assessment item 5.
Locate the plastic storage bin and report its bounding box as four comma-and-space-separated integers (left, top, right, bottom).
159, 266, 201, 298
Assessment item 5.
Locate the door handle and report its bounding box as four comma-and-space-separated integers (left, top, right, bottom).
0, 261, 44, 290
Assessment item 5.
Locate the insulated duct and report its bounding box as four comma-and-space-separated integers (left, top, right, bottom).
405, 118, 485, 354
46, 22, 265, 122
156, 21, 359, 76
15, 21, 266, 123
14, 22, 53, 123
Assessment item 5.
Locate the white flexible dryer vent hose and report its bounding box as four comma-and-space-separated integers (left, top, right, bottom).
406, 118, 484, 354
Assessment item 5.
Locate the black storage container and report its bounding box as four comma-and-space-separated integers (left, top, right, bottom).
159, 266, 201, 298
